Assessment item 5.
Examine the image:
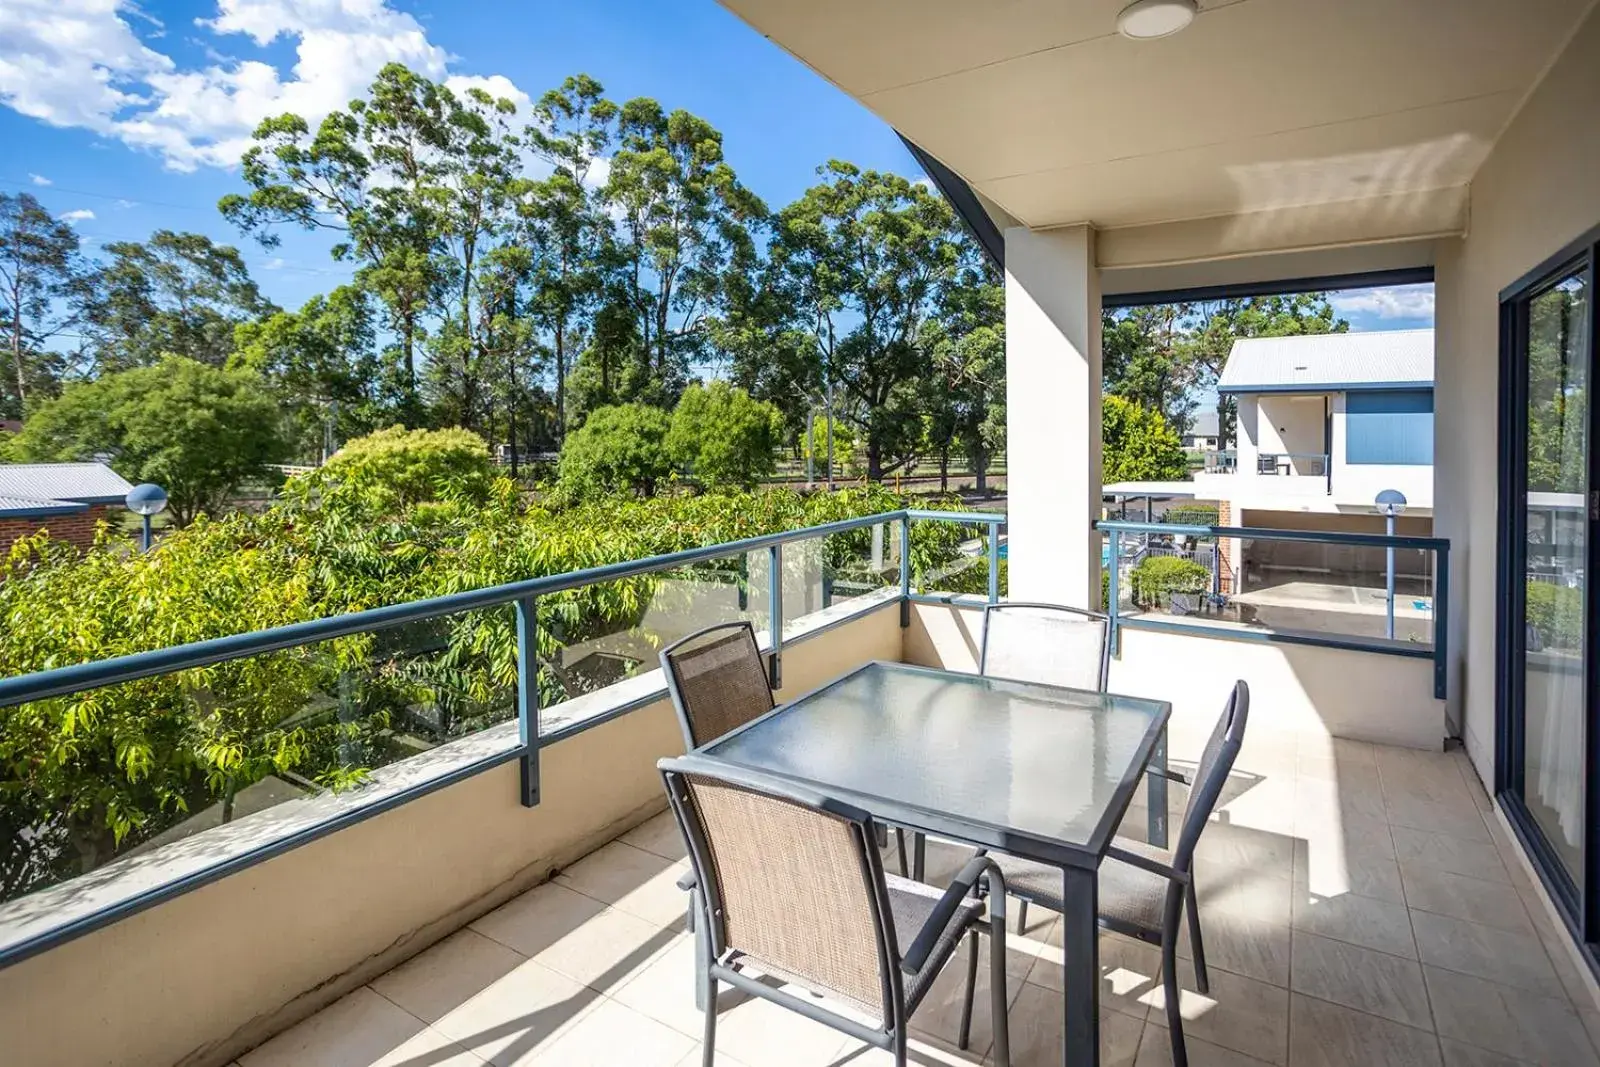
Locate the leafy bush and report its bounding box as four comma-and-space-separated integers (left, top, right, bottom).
1130, 556, 1209, 608
558, 403, 673, 497
1162, 503, 1220, 527
802, 413, 859, 476
310, 425, 496, 512
1526, 581, 1582, 651
666, 382, 783, 489
1102, 395, 1187, 483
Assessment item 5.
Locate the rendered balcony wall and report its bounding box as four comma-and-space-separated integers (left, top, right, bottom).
0, 601, 902, 1067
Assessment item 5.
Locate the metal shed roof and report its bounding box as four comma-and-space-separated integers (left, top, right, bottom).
0, 494, 88, 518
1218, 328, 1433, 394
0, 463, 133, 506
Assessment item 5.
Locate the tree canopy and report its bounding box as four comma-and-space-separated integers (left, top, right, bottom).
666, 381, 782, 490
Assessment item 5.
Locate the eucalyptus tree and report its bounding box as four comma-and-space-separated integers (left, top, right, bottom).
0, 192, 84, 415
84, 230, 273, 371
922, 255, 1005, 491
771, 162, 961, 480
599, 99, 766, 405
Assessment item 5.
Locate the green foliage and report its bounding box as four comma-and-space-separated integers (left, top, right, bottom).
309, 425, 497, 512
1102, 395, 1187, 483
666, 382, 782, 489
1162, 503, 1221, 527
6, 356, 289, 524
0, 192, 83, 419
558, 402, 673, 497
1526, 581, 1582, 651
801, 413, 859, 477
1129, 556, 1210, 608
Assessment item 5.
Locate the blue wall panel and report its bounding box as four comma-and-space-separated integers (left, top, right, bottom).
1346, 390, 1434, 465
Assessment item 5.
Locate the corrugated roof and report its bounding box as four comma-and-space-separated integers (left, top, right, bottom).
0, 494, 87, 517
0, 463, 133, 505
1218, 328, 1433, 393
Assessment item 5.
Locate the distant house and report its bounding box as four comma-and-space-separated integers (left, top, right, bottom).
1181, 410, 1221, 451
0, 463, 134, 555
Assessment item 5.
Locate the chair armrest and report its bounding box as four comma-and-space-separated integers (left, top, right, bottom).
676, 870, 698, 892
900, 856, 1006, 975
1106, 844, 1189, 885
1146, 766, 1190, 785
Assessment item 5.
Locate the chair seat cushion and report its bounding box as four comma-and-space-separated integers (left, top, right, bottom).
885, 873, 986, 1010
992, 837, 1174, 935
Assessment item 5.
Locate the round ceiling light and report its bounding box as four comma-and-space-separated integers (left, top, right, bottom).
1116, 0, 1198, 39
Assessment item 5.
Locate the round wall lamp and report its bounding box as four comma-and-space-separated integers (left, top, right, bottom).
1116, 0, 1198, 39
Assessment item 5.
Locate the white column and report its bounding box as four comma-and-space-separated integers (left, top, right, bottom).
1004, 225, 1102, 608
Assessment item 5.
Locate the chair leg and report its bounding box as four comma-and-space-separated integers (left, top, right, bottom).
893, 1026, 909, 1067
1162, 899, 1188, 1067
701, 970, 718, 1067
895, 827, 908, 878
1016, 898, 1029, 935
1185, 882, 1209, 995
958, 928, 979, 1050
691, 887, 711, 1012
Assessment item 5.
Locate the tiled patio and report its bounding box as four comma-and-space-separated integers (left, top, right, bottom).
234, 737, 1600, 1067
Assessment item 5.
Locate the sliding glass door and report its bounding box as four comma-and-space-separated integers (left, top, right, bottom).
1500, 230, 1598, 928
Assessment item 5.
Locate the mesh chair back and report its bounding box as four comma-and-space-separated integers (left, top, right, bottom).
1173, 681, 1250, 872
661, 622, 774, 748
664, 763, 893, 1018
979, 602, 1110, 691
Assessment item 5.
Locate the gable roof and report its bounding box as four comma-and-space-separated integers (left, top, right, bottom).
1218, 329, 1433, 394
0, 463, 133, 514
1185, 410, 1220, 438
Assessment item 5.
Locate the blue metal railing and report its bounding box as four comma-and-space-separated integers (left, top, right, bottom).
1097, 519, 1450, 699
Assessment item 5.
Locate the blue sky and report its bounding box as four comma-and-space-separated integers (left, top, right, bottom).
0, 0, 1432, 330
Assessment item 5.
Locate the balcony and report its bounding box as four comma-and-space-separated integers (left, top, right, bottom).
0, 514, 1593, 1067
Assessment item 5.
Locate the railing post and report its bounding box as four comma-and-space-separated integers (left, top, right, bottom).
1106, 529, 1122, 656
515, 595, 540, 808
1434, 542, 1450, 701
899, 514, 912, 627
769, 544, 783, 690
987, 519, 1001, 604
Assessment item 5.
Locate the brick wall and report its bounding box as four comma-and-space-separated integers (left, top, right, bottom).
0, 504, 115, 557
1217, 499, 1236, 594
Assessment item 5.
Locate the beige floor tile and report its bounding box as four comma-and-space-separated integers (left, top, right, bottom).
529, 997, 695, 1066
556, 840, 693, 928
1438, 1038, 1537, 1067
1385, 794, 1493, 842
1297, 774, 1389, 823
1292, 810, 1395, 863
1000, 915, 1059, 980
611, 934, 760, 1041
1295, 752, 1380, 786
998, 983, 1145, 1067
417, 956, 601, 1066
1400, 868, 1533, 934
1142, 962, 1290, 1065
1424, 965, 1597, 1065
832, 1035, 986, 1065
1026, 928, 1159, 1022
1194, 820, 1297, 880
909, 935, 1028, 1057
1409, 910, 1564, 998
1197, 866, 1295, 928
1177, 909, 1291, 987
1289, 930, 1432, 1029
705, 987, 854, 1067
488, 892, 678, 993
1297, 736, 1378, 765
675, 1045, 755, 1067
622, 809, 690, 862
1286, 993, 1441, 1067
238, 986, 456, 1067
370, 928, 527, 1024
1390, 827, 1510, 885
1216, 778, 1299, 836
1135, 1024, 1277, 1067
1293, 840, 1406, 904
1377, 749, 1477, 811
1536, 919, 1600, 1010
1290, 889, 1417, 958
471, 881, 608, 957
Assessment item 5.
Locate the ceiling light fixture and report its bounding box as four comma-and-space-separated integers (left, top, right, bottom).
1116, 0, 1198, 39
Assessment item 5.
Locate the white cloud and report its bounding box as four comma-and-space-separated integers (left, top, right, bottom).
28, 173, 51, 186
262, 256, 285, 270
0, 0, 529, 172
58, 208, 95, 222
1329, 284, 1436, 322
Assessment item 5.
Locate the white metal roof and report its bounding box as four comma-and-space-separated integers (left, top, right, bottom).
1102, 481, 1202, 499
1218, 328, 1433, 393
0, 463, 133, 506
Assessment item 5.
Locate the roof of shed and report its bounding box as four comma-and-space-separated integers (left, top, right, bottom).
1218, 328, 1433, 393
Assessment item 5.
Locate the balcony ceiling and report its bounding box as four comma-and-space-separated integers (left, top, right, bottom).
718, 0, 1594, 235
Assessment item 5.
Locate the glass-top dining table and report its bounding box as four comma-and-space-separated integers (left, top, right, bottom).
700, 660, 1174, 1067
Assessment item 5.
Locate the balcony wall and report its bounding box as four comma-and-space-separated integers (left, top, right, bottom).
0, 601, 902, 1067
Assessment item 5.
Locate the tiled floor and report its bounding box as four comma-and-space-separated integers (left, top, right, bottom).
235, 737, 1600, 1067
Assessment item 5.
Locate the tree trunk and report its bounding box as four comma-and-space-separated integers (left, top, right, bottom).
11, 302, 25, 407
555, 322, 567, 443
974, 444, 988, 494
938, 443, 950, 493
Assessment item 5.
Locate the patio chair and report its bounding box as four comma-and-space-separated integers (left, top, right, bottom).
978, 601, 1111, 692
985, 680, 1250, 1067
660, 754, 1012, 1067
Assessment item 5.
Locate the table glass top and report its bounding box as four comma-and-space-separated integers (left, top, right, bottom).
704, 662, 1170, 859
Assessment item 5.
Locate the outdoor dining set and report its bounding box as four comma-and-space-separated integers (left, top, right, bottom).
655, 604, 1250, 1067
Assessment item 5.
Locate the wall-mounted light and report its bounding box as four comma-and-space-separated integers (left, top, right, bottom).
1116, 0, 1198, 39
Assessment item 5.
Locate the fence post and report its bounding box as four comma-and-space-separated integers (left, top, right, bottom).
899, 514, 912, 627
515, 595, 540, 808
1106, 529, 1122, 657
769, 544, 783, 690
987, 519, 1001, 604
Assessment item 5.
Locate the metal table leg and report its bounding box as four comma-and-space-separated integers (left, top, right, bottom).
912, 831, 927, 882
1148, 725, 1169, 849
1061, 865, 1100, 1067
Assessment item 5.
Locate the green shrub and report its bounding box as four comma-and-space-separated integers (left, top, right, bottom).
1526, 581, 1582, 650
558, 403, 673, 498
1162, 503, 1220, 527
1129, 555, 1209, 608
313, 425, 496, 511
666, 382, 783, 489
